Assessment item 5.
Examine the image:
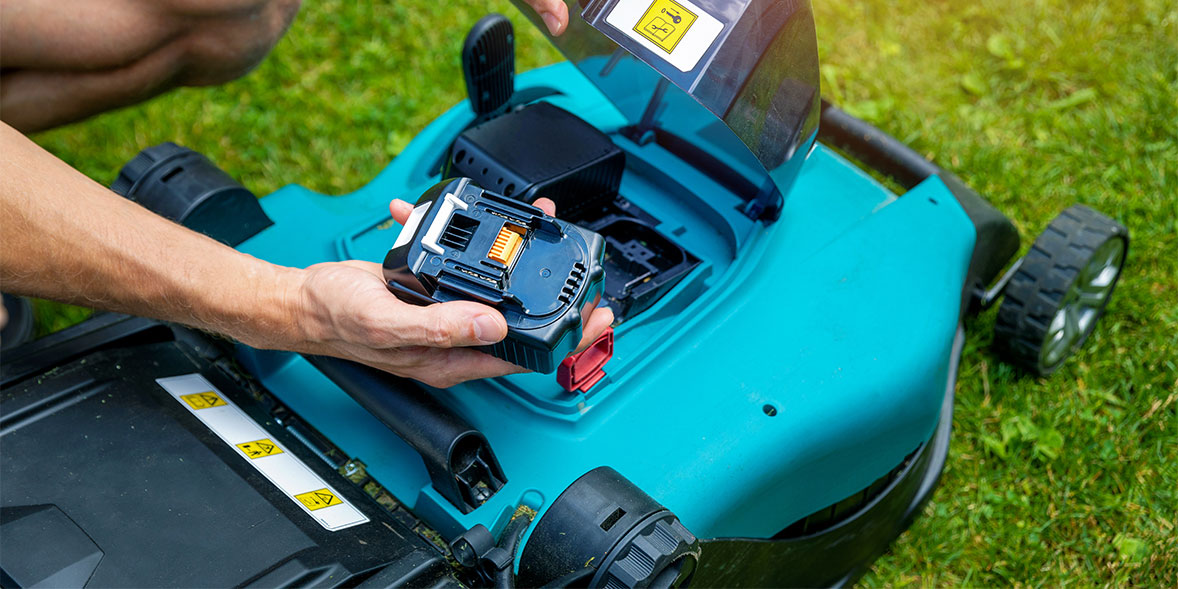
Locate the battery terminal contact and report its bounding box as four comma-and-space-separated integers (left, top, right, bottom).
488, 225, 526, 266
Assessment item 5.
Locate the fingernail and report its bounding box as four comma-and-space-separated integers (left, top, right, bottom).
541, 12, 561, 35
473, 314, 502, 344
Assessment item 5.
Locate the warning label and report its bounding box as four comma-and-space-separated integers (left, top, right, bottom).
633, 0, 697, 54
295, 489, 343, 511
236, 438, 284, 459
158, 374, 369, 531
180, 391, 227, 410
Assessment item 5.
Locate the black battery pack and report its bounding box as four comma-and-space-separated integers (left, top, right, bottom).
447, 102, 625, 221
383, 178, 606, 374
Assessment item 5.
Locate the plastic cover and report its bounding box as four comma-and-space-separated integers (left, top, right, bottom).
511, 0, 820, 216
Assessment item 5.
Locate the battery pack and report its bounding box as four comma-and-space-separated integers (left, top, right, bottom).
447, 102, 624, 221
383, 178, 606, 374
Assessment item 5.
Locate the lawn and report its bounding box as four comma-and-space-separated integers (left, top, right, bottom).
27, 0, 1177, 585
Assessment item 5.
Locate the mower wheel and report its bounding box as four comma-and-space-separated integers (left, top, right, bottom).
994, 205, 1128, 376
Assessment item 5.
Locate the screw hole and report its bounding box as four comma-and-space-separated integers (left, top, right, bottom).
504, 183, 515, 197
928, 197, 938, 205
453, 150, 465, 165
762, 404, 778, 417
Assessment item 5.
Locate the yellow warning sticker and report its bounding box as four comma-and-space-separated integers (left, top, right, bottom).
236, 438, 284, 459
295, 488, 343, 511
633, 0, 697, 54
180, 391, 227, 410
159, 374, 369, 531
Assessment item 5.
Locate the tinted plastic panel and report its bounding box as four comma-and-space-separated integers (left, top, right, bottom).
511, 0, 820, 209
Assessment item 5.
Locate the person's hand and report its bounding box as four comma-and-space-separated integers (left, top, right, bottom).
284, 197, 613, 388
522, 0, 570, 36
0, 124, 610, 388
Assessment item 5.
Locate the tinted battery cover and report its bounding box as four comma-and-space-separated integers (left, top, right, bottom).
510, 0, 821, 214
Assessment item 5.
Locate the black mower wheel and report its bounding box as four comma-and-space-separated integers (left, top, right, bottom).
994, 204, 1128, 376
1, 293, 35, 351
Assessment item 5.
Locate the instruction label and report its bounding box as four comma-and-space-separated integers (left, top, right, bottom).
633, 0, 697, 53
158, 374, 369, 532
606, 0, 723, 72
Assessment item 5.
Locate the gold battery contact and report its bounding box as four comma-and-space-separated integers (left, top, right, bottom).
488, 225, 525, 266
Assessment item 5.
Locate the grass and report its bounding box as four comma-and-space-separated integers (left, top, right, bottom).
26, 0, 1177, 585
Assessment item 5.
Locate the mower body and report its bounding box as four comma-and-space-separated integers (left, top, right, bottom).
2, 1, 1025, 586
234, 55, 972, 555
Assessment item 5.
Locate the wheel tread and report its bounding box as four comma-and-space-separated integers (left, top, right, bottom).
993, 205, 1128, 375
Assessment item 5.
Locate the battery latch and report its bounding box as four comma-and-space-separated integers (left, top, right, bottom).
556, 327, 614, 393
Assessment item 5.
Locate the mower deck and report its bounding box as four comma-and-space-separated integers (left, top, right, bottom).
233, 62, 974, 544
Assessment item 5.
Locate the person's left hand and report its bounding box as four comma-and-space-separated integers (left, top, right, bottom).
521, 0, 570, 36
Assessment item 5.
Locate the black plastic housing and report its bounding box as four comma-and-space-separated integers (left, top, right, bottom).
0, 315, 457, 588
110, 142, 273, 247
518, 467, 700, 588
586, 214, 700, 319
383, 178, 605, 374
448, 102, 625, 220
462, 14, 515, 121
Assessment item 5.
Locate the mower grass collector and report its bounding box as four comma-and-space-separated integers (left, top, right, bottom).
0, 0, 1128, 587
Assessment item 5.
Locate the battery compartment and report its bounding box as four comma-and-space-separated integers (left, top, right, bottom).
449, 102, 699, 324
582, 214, 698, 319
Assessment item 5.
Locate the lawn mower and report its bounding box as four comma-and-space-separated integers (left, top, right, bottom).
0, 0, 1129, 586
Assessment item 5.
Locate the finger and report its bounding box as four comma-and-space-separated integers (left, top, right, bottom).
572, 305, 614, 354
383, 347, 529, 388
390, 199, 415, 224
522, 0, 569, 36
394, 300, 509, 348
533, 197, 556, 217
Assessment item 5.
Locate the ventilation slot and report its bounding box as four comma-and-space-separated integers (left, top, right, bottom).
440, 214, 479, 251
559, 262, 586, 304
600, 507, 626, 531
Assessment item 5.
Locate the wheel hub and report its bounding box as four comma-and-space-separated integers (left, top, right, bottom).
1040, 238, 1125, 367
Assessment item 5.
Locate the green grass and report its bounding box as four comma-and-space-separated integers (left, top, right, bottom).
27, 0, 1177, 585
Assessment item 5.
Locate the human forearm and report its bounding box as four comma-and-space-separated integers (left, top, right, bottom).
0, 123, 302, 348
1, 124, 613, 387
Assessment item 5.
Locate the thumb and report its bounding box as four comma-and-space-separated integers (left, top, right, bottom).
397, 301, 508, 348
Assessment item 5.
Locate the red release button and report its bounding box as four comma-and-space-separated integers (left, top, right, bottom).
556, 327, 614, 393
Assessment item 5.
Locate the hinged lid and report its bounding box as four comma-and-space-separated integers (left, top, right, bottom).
511, 0, 820, 222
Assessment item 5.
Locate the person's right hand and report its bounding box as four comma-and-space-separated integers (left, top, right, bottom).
280, 197, 614, 388
522, 0, 570, 36
284, 259, 529, 388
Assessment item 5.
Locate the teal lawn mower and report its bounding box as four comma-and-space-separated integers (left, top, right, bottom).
0, 0, 1129, 587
